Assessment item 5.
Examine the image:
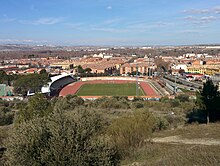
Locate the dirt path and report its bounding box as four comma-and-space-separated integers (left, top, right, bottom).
152, 136, 220, 146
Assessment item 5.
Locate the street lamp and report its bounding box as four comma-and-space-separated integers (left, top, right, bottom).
174, 74, 177, 94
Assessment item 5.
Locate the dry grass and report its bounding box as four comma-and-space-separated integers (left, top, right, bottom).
122, 123, 220, 166
122, 143, 220, 166
153, 123, 220, 140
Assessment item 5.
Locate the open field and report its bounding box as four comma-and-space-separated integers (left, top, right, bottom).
76, 83, 145, 96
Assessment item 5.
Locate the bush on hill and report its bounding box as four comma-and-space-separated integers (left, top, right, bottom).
107, 110, 155, 158
5, 109, 120, 166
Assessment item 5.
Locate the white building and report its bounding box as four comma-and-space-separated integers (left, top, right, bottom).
93, 53, 104, 58
172, 64, 188, 72
185, 53, 196, 58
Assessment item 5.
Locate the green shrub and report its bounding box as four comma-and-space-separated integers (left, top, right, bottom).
170, 99, 181, 107
0, 106, 14, 126
53, 95, 84, 111
160, 96, 170, 102
16, 93, 52, 123
132, 101, 144, 109
165, 115, 186, 128
0, 100, 9, 107
132, 97, 144, 102
107, 110, 155, 158
12, 101, 27, 110
0, 111, 14, 126
5, 109, 120, 166
153, 116, 170, 131
180, 102, 195, 114
176, 94, 190, 102
91, 97, 130, 110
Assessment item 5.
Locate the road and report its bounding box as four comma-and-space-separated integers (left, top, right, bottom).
164, 75, 203, 91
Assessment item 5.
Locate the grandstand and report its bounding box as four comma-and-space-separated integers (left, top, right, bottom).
28, 73, 77, 97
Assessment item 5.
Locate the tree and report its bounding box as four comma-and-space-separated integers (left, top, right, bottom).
5, 109, 120, 166
6, 74, 19, 86
0, 70, 8, 84
13, 73, 49, 96
130, 71, 141, 76
16, 93, 52, 123
76, 65, 85, 74
84, 68, 92, 73
198, 79, 220, 124
39, 69, 47, 75
154, 57, 170, 72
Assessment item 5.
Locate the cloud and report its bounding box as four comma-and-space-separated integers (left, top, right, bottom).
1, 15, 65, 26
107, 6, 112, 10
103, 18, 123, 25
179, 30, 203, 34
184, 15, 217, 24
214, 7, 220, 14
0, 39, 19, 42
126, 21, 170, 31
65, 18, 172, 35
184, 9, 210, 14
91, 21, 171, 34
184, 6, 220, 15
65, 23, 84, 29
0, 15, 16, 23
90, 20, 173, 34
184, 16, 195, 21
66, 37, 146, 46
0, 18, 16, 23
20, 17, 64, 25
201, 16, 216, 21
0, 39, 47, 44
91, 27, 129, 33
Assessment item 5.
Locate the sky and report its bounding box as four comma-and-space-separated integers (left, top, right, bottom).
0, 0, 220, 46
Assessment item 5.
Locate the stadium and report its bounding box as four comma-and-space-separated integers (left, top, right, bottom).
59, 77, 161, 100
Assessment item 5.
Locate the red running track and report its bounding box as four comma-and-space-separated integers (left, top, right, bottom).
139, 82, 158, 96
59, 80, 159, 97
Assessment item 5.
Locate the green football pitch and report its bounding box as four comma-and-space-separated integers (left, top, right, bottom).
76, 83, 145, 96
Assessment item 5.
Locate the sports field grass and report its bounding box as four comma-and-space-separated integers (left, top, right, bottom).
76, 83, 145, 96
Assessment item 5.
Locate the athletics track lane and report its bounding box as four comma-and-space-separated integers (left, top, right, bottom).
59, 80, 158, 97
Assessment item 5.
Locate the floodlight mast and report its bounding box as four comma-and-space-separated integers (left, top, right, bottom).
136, 64, 139, 97
148, 53, 151, 77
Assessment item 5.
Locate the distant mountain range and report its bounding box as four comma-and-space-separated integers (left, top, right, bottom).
1, 44, 220, 52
